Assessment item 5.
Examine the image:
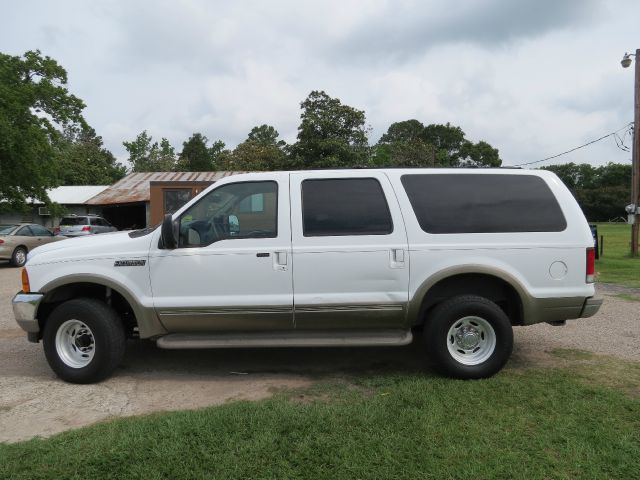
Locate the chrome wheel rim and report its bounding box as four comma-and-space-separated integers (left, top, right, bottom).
446, 316, 496, 365
15, 249, 26, 265
55, 319, 95, 368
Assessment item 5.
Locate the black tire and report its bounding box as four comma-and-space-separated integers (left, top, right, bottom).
43, 298, 126, 384
424, 295, 513, 379
11, 246, 27, 267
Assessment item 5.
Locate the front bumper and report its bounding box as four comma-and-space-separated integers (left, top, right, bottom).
12, 292, 44, 336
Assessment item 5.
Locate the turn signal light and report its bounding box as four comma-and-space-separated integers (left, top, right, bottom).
21, 268, 30, 293
586, 247, 595, 283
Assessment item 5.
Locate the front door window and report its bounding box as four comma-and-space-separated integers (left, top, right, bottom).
178, 181, 278, 247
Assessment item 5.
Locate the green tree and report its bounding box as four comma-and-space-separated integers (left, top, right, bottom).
177, 133, 211, 171
175, 133, 227, 171
379, 119, 425, 144
247, 124, 286, 148
0, 50, 86, 208
57, 126, 126, 185
542, 162, 631, 221
220, 125, 287, 171
290, 91, 370, 169
377, 121, 501, 168
123, 131, 176, 172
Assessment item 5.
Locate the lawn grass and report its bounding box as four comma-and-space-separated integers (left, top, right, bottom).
1, 358, 638, 480
595, 223, 640, 288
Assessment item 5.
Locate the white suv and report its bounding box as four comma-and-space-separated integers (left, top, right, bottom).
13, 169, 601, 383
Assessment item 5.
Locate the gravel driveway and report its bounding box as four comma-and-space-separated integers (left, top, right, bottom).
1, 262, 638, 443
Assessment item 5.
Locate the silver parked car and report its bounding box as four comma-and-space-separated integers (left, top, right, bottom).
57, 215, 117, 237
0, 224, 66, 267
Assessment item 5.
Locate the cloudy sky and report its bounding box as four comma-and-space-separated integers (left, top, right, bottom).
2, 0, 638, 167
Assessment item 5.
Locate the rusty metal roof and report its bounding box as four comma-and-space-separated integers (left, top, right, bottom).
86, 172, 245, 205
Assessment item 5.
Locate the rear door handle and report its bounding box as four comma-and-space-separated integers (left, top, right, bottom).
390, 248, 405, 268
273, 251, 288, 271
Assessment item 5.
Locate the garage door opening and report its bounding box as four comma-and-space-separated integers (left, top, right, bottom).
101, 203, 147, 231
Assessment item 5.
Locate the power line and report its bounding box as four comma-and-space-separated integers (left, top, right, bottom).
513, 122, 634, 167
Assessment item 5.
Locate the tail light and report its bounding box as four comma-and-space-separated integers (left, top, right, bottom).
21, 268, 30, 293
53, 226, 60, 234
82, 226, 91, 232
0, 239, 4, 244
586, 247, 595, 283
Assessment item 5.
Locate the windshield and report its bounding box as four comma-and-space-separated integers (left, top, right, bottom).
60, 217, 88, 226
0, 225, 18, 235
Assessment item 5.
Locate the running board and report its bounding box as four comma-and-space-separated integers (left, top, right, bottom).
156, 330, 413, 349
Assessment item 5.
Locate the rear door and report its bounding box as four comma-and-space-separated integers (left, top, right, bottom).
290, 171, 410, 330
28, 224, 56, 246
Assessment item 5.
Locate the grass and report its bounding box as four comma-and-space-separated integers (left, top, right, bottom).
595, 223, 640, 288
1, 358, 639, 480
614, 293, 640, 302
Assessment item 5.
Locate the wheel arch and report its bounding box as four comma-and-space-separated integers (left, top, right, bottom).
37, 275, 166, 339
408, 266, 532, 327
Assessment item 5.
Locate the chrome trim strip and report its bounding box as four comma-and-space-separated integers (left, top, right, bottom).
295, 304, 404, 313
158, 306, 293, 316
12, 292, 44, 334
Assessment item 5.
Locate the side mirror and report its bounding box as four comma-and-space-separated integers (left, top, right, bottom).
161, 214, 178, 249
228, 215, 240, 235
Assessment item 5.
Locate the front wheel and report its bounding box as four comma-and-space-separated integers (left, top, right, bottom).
424, 295, 513, 379
43, 298, 126, 384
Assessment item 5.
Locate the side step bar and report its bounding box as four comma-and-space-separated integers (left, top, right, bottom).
156, 330, 413, 349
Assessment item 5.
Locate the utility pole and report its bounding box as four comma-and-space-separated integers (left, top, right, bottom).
622, 49, 640, 256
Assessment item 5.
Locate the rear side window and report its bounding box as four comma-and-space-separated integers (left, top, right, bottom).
61, 217, 88, 226
302, 178, 393, 236
401, 174, 567, 234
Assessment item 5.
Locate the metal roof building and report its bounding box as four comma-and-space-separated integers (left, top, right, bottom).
47, 185, 110, 205
86, 171, 245, 229
86, 172, 242, 205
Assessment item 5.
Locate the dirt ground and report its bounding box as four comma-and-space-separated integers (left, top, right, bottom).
1, 262, 638, 443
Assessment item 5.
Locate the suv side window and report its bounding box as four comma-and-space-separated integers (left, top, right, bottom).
301, 178, 393, 236
401, 174, 567, 234
178, 181, 278, 247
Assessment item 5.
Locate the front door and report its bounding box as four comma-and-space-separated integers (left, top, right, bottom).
290, 171, 410, 330
149, 173, 293, 332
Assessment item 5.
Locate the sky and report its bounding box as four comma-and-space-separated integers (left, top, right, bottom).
1, 0, 638, 168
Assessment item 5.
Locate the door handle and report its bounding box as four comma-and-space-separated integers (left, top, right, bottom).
390, 248, 405, 268
273, 251, 288, 271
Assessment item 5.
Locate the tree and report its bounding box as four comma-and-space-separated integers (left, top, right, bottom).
0, 50, 86, 208
175, 133, 227, 171
177, 133, 211, 171
219, 125, 287, 171
542, 162, 631, 221
290, 91, 370, 169
56, 126, 126, 185
247, 124, 286, 148
376, 121, 501, 168
123, 131, 176, 172
378, 119, 425, 144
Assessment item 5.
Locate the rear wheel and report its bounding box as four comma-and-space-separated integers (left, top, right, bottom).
11, 247, 27, 267
424, 295, 513, 379
43, 298, 126, 384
